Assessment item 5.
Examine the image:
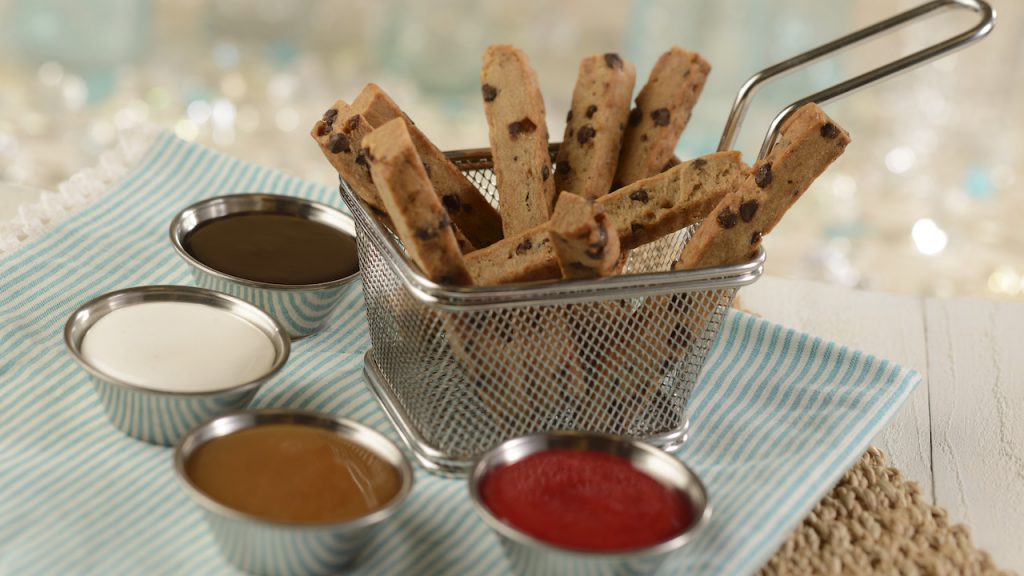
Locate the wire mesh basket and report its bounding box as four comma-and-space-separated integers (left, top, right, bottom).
339, 0, 993, 475
340, 150, 763, 475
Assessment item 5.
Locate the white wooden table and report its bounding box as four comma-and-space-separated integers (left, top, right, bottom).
742, 275, 1024, 572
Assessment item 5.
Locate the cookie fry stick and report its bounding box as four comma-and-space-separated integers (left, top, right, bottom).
614, 47, 710, 188
465, 152, 747, 285
595, 103, 851, 428
677, 103, 850, 270
311, 101, 381, 211
547, 192, 620, 279
354, 83, 504, 248
555, 53, 636, 200
362, 118, 473, 286
481, 45, 556, 237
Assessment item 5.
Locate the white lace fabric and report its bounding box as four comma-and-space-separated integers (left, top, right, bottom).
0, 125, 160, 257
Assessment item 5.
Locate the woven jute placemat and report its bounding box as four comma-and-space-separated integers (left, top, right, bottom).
760, 448, 1015, 575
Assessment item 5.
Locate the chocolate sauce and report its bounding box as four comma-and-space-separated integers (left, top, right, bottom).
184, 212, 358, 285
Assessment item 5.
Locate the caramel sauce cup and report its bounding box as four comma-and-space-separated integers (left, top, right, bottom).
174, 409, 414, 576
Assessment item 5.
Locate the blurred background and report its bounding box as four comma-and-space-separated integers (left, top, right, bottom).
0, 0, 1020, 298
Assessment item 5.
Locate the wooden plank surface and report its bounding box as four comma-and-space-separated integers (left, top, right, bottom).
739, 275, 934, 501
926, 298, 1024, 571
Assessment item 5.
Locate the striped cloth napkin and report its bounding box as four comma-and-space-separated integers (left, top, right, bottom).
0, 132, 920, 576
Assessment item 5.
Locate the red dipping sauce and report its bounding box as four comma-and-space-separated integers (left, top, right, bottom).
479, 449, 692, 552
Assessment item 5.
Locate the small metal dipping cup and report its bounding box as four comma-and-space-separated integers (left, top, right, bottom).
64, 285, 290, 446
174, 409, 415, 576
170, 193, 361, 339
468, 431, 711, 576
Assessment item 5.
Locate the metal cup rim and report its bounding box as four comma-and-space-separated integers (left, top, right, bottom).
467, 430, 712, 559
63, 285, 291, 398
169, 193, 361, 292
173, 408, 415, 529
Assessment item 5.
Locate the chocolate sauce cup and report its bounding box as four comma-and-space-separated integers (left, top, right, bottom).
170, 193, 361, 339
64, 285, 290, 445
468, 431, 711, 576
174, 409, 414, 576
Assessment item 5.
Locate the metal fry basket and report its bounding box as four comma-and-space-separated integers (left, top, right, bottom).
339, 0, 993, 475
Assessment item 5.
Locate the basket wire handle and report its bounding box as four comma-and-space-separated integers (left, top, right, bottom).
717, 0, 996, 160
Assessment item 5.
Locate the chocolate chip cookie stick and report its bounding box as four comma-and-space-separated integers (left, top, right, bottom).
354, 83, 504, 248
555, 53, 636, 200
676, 103, 850, 270
614, 47, 711, 188
362, 118, 473, 286
547, 192, 621, 279
311, 100, 382, 211
315, 102, 476, 253
465, 152, 747, 285
481, 44, 557, 237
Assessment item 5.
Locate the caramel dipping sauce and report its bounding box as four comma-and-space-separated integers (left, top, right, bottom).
182, 212, 359, 285
185, 424, 402, 524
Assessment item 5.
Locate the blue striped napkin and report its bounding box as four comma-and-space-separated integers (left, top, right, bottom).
0, 132, 920, 576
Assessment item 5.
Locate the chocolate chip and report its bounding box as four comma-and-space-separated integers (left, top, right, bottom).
586, 105, 597, 119
515, 239, 532, 255
692, 158, 707, 169
314, 122, 328, 137
631, 223, 644, 235
628, 107, 642, 127
604, 53, 623, 69
820, 122, 839, 139
345, 115, 360, 133
754, 162, 773, 188
629, 189, 649, 203
322, 108, 338, 125
482, 84, 498, 102
328, 133, 350, 154
566, 109, 573, 123
556, 161, 570, 175
739, 200, 758, 222
750, 231, 762, 245
651, 108, 670, 127
441, 194, 460, 212
355, 151, 372, 182
508, 117, 537, 138
415, 228, 438, 240
542, 165, 550, 181
577, 125, 595, 145
585, 226, 608, 259
717, 208, 738, 229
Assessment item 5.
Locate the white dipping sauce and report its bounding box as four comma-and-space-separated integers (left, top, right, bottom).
81, 301, 276, 393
